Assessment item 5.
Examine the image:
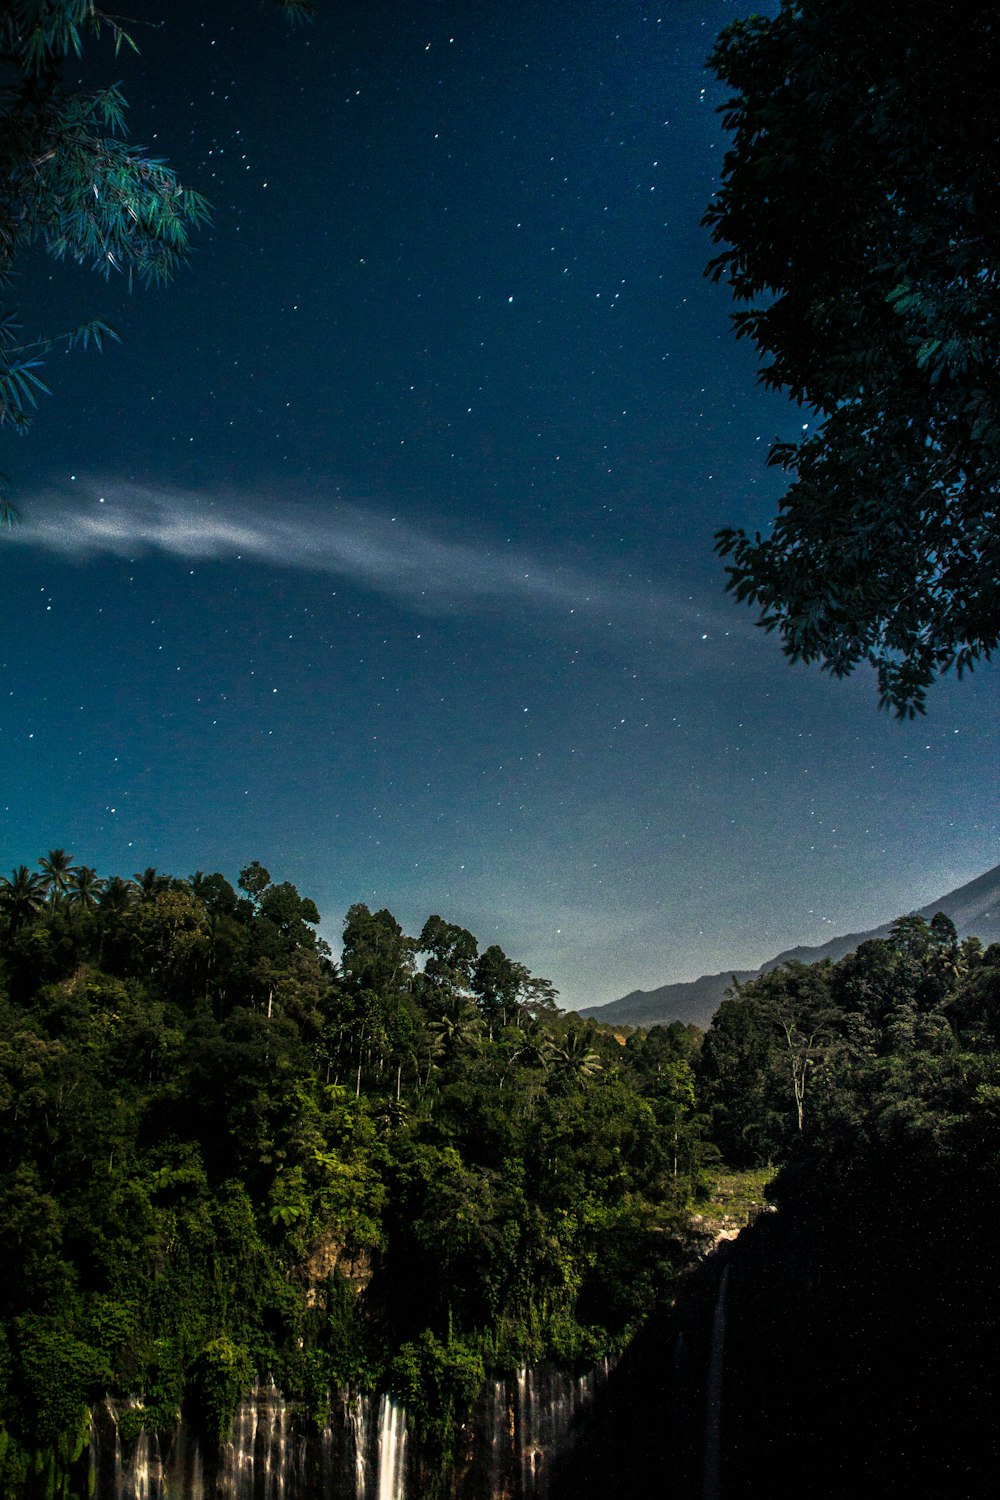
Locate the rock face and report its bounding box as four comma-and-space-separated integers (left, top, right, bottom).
299, 1233, 373, 1306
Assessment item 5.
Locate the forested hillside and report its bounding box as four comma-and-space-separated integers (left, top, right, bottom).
2, 852, 999, 1497
0, 855, 705, 1497
565, 910, 1000, 1497
699, 909, 1000, 1171
690, 911, 1000, 1496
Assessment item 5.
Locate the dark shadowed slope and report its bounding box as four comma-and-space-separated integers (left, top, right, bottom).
577, 863, 1000, 1029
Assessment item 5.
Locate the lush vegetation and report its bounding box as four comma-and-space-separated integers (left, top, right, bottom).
0, 853, 706, 1495
3, 848, 996, 1496
706, 0, 1000, 715
564, 908, 1000, 1499
699, 909, 1000, 1178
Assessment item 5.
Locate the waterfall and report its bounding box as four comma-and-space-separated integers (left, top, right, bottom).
346, 1393, 369, 1499
130, 1419, 159, 1500
89, 1397, 166, 1500
89, 1397, 123, 1500
487, 1378, 510, 1500
90, 1387, 379, 1500
703, 1265, 730, 1500
517, 1369, 537, 1496
509, 1362, 608, 1498
219, 1385, 303, 1500
221, 1387, 257, 1500
214, 1380, 313, 1500
88, 1363, 608, 1500
376, 1395, 407, 1500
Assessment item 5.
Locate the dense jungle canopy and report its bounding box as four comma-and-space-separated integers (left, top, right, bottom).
1, 851, 999, 1495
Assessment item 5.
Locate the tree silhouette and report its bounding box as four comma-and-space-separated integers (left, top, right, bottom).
38, 849, 74, 904
0, 864, 46, 931
706, 1, 1000, 714
66, 864, 103, 912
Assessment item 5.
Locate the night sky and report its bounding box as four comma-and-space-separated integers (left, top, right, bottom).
2, 0, 996, 1011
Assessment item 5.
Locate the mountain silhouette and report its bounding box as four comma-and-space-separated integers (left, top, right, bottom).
576, 862, 1000, 1030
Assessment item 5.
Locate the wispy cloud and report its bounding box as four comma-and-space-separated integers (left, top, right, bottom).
10, 480, 715, 636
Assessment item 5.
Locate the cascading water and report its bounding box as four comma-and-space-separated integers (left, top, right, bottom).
703, 1265, 730, 1500
375, 1395, 407, 1500
90, 1397, 166, 1500
517, 1369, 535, 1495
485, 1377, 511, 1500
346, 1393, 369, 1499
129, 1420, 158, 1500
88, 1360, 605, 1500
219, 1385, 301, 1500
493, 1361, 609, 1499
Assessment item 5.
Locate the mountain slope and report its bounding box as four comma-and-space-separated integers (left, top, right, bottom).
577, 863, 1000, 1030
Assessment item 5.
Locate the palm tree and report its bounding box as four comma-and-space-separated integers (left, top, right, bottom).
0, 865, 47, 932
94, 874, 136, 964
426, 1005, 485, 1061
415, 1028, 445, 1092
133, 867, 170, 901
548, 1031, 602, 1089
98, 875, 138, 915
510, 1018, 556, 1072
39, 847, 75, 904
66, 865, 104, 912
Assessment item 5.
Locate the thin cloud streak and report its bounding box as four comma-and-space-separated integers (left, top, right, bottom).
12, 480, 716, 634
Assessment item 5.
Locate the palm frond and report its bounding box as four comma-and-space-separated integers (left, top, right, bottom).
271, 0, 318, 22
0, 475, 20, 528
0, 355, 51, 415
63, 317, 120, 352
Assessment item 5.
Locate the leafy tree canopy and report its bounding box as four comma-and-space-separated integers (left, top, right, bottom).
706, 1, 1000, 715
0, 845, 703, 1484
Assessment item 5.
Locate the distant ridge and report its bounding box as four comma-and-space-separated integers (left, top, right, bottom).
576, 862, 1000, 1031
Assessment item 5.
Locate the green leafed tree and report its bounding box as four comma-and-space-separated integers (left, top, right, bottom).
0, 0, 315, 522
706, 1, 1000, 715
0, 865, 47, 933
472, 945, 520, 1034
418, 916, 479, 1004
65, 863, 103, 912
38, 848, 75, 904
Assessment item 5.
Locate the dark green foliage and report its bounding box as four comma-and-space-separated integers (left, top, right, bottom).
563, 922, 1000, 1498
698, 931, 1000, 1496
189, 1338, 255, 1444
7, 1319, 106, 1448
390, 1330, 486, 1474
699, 912, 1000, 1184
0, 851, 695, 1488
706, 1, 1000, 714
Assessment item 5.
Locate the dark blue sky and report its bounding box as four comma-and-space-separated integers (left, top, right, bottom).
2, 0, 996, 1009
